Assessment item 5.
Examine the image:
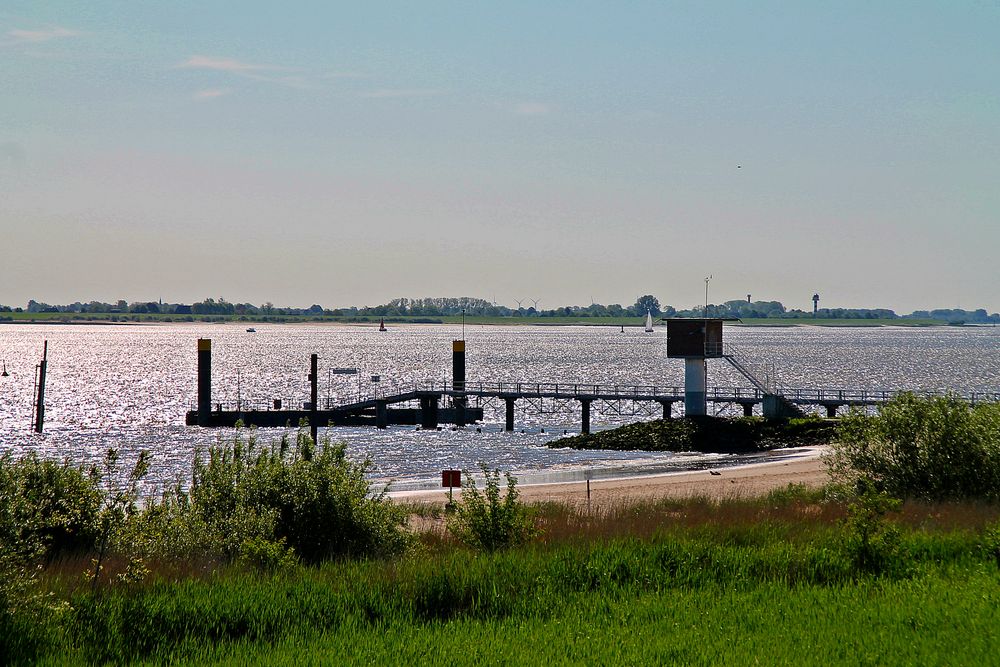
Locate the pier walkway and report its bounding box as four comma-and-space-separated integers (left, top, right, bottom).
187, 381, 1000, 434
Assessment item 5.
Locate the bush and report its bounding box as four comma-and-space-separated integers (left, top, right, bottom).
0, 453, 99, 662
448, 465, 537, 551
0, 452, 103, 560
131, 430, 410, 564
830, 394, 1000, 500
842, 479, 905, 576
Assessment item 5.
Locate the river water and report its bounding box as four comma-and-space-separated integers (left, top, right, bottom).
1, 323, 998, 492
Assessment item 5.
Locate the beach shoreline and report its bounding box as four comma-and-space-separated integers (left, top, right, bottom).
393, 446, 830, 507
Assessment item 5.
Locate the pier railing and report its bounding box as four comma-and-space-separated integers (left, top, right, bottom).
194, 385, 1000, 413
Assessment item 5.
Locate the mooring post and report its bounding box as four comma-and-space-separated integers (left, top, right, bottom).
580, 398, 591, 435
452, 340, 466, 426
33, 340, 48, 433
197, 339, 212, 427
309, 353, 318, 444
504, 397, 516, 431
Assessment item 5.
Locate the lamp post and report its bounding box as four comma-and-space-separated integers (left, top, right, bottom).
704, 275, 712, 318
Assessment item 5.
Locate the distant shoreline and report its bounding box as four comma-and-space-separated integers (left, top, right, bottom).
0, 315, 957, 328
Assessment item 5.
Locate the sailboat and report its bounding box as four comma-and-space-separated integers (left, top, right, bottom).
644, 311, 654, 333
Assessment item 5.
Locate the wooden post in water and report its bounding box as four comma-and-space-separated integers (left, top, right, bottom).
33, 341, 48, 433
197, 339, 212, 427
452, 340, 466, 426
309, 353, 318, 444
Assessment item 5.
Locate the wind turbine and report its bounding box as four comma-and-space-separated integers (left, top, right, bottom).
514, 298, 525, 311
531, 298, 540, 313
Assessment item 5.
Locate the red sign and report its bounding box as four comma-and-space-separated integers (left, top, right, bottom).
442, 469, 462, 488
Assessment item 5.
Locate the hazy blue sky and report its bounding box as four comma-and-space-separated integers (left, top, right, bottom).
2, 2, 998, 312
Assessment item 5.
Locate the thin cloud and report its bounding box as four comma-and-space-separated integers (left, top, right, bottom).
514, 102, 552, 116
179, 55, 287, 73
7, 26, 79, 43
194, 88, 232, 100
359, 88, 441, 99
178, 55, 318, 89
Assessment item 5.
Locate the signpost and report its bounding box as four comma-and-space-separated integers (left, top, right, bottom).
442, 469, 462, 506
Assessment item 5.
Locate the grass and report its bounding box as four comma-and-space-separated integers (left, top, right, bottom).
13, 490, 1000, 665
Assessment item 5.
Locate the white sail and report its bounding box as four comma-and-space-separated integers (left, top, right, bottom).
644, 311, 654, 332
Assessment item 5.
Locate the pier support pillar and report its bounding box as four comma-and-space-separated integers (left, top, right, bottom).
658, 401, 672, 420
684, 358, 707, 417
197, 339, 212, 427
742, 403, 754, 417
580, 399, 592, 435
420, 396, 440, 429
505, 398, 516, 431
826, 404, 838, 418
376, 400, 388, 429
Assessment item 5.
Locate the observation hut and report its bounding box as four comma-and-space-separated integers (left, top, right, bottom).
665, 318, 728, 417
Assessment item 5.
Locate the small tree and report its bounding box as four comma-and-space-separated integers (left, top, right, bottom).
447, 465, 536, 551
633, 295, 661, 317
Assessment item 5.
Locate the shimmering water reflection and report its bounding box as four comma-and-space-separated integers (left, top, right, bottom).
1, 323, 997, 492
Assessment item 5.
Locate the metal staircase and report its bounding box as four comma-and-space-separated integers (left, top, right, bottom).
722, 344, 804, 418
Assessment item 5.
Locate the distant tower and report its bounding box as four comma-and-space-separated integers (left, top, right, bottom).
747, 294, 751, 303
812, 293, 820, 318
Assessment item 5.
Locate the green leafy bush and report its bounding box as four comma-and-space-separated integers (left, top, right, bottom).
830, 394, 1000, 500
842, 479, 904, 576
0, 452, 103, 560
0, 453, 101, 662
447, 465, 537, 551
131, 430, 410, 564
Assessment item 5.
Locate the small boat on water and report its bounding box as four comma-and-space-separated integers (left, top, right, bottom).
644, 311, 654, 333
246, 327, 256, 333
378, 318, 387, 332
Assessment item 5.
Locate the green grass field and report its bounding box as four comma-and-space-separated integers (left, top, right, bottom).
16, 493, 1000, 665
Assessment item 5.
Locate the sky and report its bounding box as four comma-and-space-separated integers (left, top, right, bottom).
1, 1, 998, 313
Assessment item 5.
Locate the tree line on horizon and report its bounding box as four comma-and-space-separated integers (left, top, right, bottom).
2, 296, 999, 323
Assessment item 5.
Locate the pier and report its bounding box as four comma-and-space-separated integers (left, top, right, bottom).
184, 337, 1000, 435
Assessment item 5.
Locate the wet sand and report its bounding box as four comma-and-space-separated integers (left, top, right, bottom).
394, 446, 830, 508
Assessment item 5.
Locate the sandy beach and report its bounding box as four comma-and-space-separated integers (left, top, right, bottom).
395, 446, 831, 508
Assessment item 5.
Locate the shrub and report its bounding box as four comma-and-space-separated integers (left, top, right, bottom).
0, 452, 103, 560
0, 453, 96, 662
448, 465, 537, 551
842, 479, 904, 576
983, 520, 1000, 568
133, 430, 410, 564
830, 394, 1000, 500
